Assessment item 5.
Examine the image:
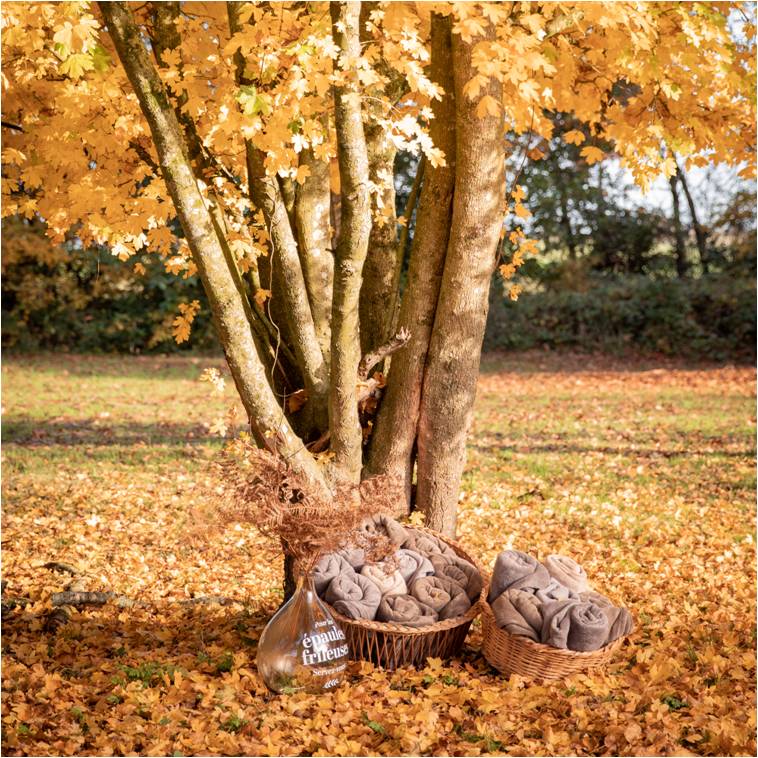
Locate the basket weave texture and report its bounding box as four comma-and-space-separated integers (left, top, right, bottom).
481, 591, 627, 680
322, 526, 485, 670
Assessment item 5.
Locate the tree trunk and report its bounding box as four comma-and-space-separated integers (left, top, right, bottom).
414, 20, 506, 536
100, 1, 327, 492
675, 159, 709, 274
366, 14, 456, 508
328, 1, 372, 484
669, 174, 688, 278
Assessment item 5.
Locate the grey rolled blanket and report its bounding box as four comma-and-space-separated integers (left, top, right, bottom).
543, 554, 590, 594
337, 545, 366, 570
491, 588, 543, 642
580, 591, 635, 642
429, 553, 483, 602
410, 575, 471, 620
325, 572, 381, 620
402, 528, 454, 557
360, 562, 408, 597
488, 549, 551, 602
312, 553, 354, 595
540, 599, 609, 651
394, 549, 434, 585
376, 594, 439, 627
533, 578, 578, 603
358, 514, 408, 547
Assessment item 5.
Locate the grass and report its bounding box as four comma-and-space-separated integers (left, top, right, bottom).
1, 350, 755, 757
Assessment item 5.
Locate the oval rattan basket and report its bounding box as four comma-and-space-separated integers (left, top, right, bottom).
322, 526, 485, 670
481, 592, 628, 680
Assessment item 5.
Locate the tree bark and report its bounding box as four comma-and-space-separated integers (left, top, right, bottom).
675, 159, 709, 274
366, 14, 456, 508
669, 174, 688, 278
328, 1, 372, 484
414, 21, 506, 536
294, 148, 334, 367
100, 1, 326, 491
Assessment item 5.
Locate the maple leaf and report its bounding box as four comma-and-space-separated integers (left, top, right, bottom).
580, 146, 605, 164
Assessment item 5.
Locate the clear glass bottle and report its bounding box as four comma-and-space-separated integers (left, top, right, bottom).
256, 574, 350, 694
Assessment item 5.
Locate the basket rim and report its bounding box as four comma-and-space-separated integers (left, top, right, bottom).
480, 586, 629, 658
322, 525, 486, 635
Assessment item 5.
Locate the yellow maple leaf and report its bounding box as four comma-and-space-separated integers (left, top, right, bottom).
564, 129, 586, 145
580, 146, 605, 164
475, 94, 501, 119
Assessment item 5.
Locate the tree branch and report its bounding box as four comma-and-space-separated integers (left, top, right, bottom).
358, 327, 410, 381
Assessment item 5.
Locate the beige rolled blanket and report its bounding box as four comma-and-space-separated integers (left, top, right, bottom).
580, 591, 635, 642
358, 514, 408, 547
325, 572, 381, 620
543, 555, 590, 594
312, 553, 355, 596
491, 588, 543, 641
488, 550, 551, 602
376, 594, 439, 627
540, 599, 609, 651
410, 575, 471, 620
337, 545, 366, 570
401, 528, 454, 557
533, 578, 578, 603
360, 562, 408, 597
394, 549, 434, 585
429, 553, 483, 602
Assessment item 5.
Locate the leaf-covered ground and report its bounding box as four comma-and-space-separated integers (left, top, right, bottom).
2, 352, 755, 757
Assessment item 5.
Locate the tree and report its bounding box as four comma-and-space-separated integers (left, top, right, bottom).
2, 2, 755, 536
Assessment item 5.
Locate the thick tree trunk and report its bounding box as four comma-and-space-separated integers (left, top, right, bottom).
675, 159, 709, 274
669, 174, 688, 278
414, 21, 506, 536
100, 1, 326, 491
366, 14, 456, 508
328, 1, 372, 484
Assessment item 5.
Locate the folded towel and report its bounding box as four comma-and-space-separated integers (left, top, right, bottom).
410, 575, 471, 620
543, 555, 590, 594
429, 553, 483, 602
337, 545, 366, 570
579, 591, 635, 643
540, 599, 609, 651
360, 562, 408, 597
358, 514, 408, 547
401, 529, 454, 557
533, 578, 578, 603
488, 550, 551, 602
376, 594, 439, 627
394, 549, 434, 585
325, 572, 381, 620
491, 588, 543, 641
311, 553, 355, 595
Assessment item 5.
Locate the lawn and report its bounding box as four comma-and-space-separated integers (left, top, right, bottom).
2, 351, 755, 756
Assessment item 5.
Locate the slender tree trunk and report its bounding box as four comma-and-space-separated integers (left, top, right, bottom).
366, 14, 456, 508
414, 20, 506, 536
669, 174, 688, 278
675, 159, 708, 274
100, 1, 326, 492
328, 1, 372, 484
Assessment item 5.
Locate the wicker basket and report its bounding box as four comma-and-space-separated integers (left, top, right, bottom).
481, 594, 627, 680
322, 527, 485, 670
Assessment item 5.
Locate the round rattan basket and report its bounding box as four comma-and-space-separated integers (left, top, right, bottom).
481, 593, 628, 680
322, 526, 485, 670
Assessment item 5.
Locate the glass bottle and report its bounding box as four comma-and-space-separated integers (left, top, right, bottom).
256, 574, 350, 694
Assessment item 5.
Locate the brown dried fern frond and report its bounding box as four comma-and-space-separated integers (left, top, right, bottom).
214, 439, 403, 572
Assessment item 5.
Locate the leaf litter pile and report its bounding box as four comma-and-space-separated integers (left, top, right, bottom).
2, 352, 755, 756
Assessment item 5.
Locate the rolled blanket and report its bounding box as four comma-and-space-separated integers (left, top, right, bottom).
360, 562, 408, 597
491, 588, 543, 641
401, 528, 454, 557
540, 599, 609, 652
533, 578, 577, 604
543, 555, 590, 594
410, 575, 471, 620
311, 553, 355, 596
429, 553, 483, 602
394, 549, 434, 585
579, 592, 635, 643
325, 572, 381, 620
376, 594, 439, 628
358, 514, 408, 547
488, 550, 551, 602
337, 545, 366, 570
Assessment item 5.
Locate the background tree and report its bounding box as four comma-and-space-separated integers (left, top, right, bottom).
2, 1, 755, 536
